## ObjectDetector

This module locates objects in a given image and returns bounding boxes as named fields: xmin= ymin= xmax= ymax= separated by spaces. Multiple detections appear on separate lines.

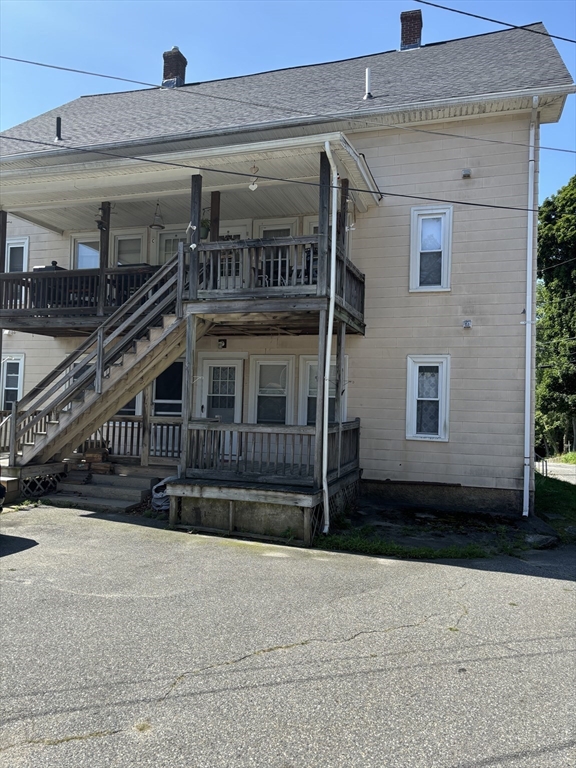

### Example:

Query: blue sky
xmin=1 ymin=0 xmax=574 ymax=200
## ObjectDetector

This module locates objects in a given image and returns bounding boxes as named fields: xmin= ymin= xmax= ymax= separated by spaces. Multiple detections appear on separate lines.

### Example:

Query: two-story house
xmin=1 ymin=11 xmax=574 ymax=543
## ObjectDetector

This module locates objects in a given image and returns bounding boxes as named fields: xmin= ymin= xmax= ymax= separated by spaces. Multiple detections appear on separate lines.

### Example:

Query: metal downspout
xmin=322 ymin=141 xmax=339 ymax=533
xmin=523 ymin=96 xmax=539 ymax=516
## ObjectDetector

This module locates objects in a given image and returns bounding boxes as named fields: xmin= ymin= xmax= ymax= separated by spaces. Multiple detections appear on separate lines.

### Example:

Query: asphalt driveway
xmin=1 ymin=505 xmax=575 ymax=768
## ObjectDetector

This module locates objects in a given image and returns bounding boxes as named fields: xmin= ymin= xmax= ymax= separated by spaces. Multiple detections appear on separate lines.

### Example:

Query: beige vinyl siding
xmin=347 ymin=114 xmax=532 ymax=491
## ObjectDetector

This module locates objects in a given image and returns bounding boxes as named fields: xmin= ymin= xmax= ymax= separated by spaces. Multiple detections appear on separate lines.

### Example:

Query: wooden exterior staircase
xmin=6 ymin=248 xmax=203 ymax=467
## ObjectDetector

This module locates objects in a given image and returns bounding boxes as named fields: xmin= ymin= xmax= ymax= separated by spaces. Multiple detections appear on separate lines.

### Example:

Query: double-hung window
xmin=410 ymin=206 xmax=452 ymax=291
xmin=115 ymin=235 xmax=143 ymax=266
xmin=1 ymin=355 xmax=24 ymax=411
xmin=249 ymin=357 xmax=294 ymax=425
xmin=74 ymin=238 xmax=100 ymax=269
xmin=406 ymin=355 xmax=450 ymax=441
xmin=5 ymin=238 xmax=29 ymax=272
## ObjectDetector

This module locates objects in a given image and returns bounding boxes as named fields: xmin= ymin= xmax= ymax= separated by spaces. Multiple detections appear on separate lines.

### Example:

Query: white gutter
xmin=322 ymin=141 xmax=339 ymax=533
xmin=523 ymin=95 xmax=539 ymax=517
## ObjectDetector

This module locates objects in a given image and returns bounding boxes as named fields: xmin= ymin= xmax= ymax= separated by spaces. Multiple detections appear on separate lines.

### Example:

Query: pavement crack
xmin=159 ymin=615 xmax=435 ymax=701
xmin=0 ymin=729 xmax=122 ymax=753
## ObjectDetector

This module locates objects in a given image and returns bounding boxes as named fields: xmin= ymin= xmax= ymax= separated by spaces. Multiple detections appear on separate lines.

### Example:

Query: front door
xmin=201 ymin=360 xmax=243 ymax=456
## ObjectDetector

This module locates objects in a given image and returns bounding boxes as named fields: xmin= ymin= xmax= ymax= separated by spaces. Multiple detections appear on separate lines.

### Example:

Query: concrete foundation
xmin=180 ymin=496 xmax=306 ymax=541
xmin=361 ymin=479 xmax=526 ymax=517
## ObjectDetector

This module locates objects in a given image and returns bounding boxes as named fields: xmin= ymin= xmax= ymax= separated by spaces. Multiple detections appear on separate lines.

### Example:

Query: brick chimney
xmin=162 ymin=46 xmax=187 ymax=88
xmin=400 ymin=10 xmax=423 ymax=50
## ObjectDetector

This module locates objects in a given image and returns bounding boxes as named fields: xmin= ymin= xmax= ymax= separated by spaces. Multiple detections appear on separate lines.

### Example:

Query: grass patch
xmin=535 ymin=473 xmax=576 ymax=541
xmin=316 ymin=532 xmax=488 ymax=560
xmin=553 ymin=452 xmax=576 ymax=465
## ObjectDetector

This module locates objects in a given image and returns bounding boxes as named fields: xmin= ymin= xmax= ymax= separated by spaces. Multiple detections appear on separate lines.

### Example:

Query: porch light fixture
xmin=149 ymin=200 xmax=165 ymax=230
xmin=248 ymin=165 xmax=259 ymax=192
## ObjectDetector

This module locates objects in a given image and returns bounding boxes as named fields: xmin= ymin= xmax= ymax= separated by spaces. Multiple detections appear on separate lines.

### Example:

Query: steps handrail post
xmin=95 ymin=327 xmax=104 ymax=395
xmin=176 ymin=242 xmax=184 ymax=319
xmin=9 ymin=400 xmax=17 ymax=466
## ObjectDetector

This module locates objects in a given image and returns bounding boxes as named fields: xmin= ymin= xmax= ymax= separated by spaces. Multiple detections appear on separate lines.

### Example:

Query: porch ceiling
xmin=2 ymin=133 xmax=380 ymax=233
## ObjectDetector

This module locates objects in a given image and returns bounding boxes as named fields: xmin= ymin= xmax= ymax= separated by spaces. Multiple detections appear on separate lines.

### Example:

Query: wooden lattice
xmin=21 ymin=472 xmax=65 ymax=498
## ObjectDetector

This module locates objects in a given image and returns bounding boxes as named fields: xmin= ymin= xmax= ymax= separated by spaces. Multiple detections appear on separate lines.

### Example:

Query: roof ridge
xmin=78 ymin=21 xmax=548 ymax=102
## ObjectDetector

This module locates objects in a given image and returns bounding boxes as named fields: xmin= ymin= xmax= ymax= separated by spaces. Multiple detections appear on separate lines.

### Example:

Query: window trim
xmin=5 ymin=238 xmax=29 ymax=273
xmin=297 ymin=355 xmax=348 ymax=426
xmin=113 ymin=230 xmax=147 ymax=266
xmin=254 ymin=218 xmax=298 ymax=239
xmin=409 ymin=206 xmax=452 ymax=292
xmin=248 ymin=356 xmax=295 ymax=425
xmin=406 ymin=354 xmax=450 ymax=441
xmin=71 ymin=232 xmax=100 ymax=270
xmin=1 ymin=353 xmax=25 ymax=410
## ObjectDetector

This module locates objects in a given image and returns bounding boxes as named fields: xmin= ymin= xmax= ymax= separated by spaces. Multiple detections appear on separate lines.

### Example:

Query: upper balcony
xmin=0 ymin=133 xmax=380 ymax=335
xmin=0 ymin=236 xmax=365 ymax=336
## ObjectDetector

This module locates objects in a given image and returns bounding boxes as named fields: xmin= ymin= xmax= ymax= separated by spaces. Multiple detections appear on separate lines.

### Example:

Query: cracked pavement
xmin=1 ymin=505 xmax=575 ymax=767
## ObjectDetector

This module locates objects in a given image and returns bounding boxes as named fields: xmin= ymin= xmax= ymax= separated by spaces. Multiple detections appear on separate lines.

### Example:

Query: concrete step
xmin=56 ymin=481 xmax=147 ymax=502
xmin=112 ymin=464 xmax=177 ymax=480
xmin=41 ymin=493 xmax=139 ymax=513
xmin=90 ymin=473 xmax=154 ymax=490
xmin=1 ymin=477 xmax=20 ymax=504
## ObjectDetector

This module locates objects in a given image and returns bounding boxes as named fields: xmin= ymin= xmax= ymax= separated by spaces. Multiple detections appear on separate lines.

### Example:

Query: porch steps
xmin=46 ymin=468 xmax=156 ymax=512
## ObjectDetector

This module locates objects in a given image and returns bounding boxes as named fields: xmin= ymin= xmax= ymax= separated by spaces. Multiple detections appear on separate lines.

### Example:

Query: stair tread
xmin=41 ymin=493 xmax=140 ymax=512
xmin=56 ymin=481 xmax=146 ymax=501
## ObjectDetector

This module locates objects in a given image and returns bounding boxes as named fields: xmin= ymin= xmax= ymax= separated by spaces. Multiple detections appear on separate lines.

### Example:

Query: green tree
xmin=536 ymin=175 xmax=576 ymax=455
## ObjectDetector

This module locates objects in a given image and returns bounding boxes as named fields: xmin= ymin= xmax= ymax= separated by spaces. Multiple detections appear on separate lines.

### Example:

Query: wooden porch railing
xmin=85 ymin=415 xmax=182 ymax=461
xmin=191 ymin=236 xmax=320 ymax=299
xmin=8 ymin=249 xmax=184 ymax=465
xmin=0 ymin=410 xmax=10 ymax=452
xmin=188 ymin=236 xmax=365 ymax=319
xmin=0 ymin=265 xmax=157 ymax=316
xmin=185 ymin=419 xmax=360 ymax=486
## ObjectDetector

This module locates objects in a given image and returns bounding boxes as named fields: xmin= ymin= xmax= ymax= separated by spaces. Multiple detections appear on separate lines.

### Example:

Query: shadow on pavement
xmin=0 ymin=533 xmax=39 ymax=557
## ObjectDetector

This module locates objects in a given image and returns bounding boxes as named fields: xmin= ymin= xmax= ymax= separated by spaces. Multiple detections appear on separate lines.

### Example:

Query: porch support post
xmin=140 ymin=383 xmax=152 ymax=467
xmin=189 ymin=175 xmax=202 ymax=301
xmin=0 ymin=209 xmax=7 ymax=273
xmin=210 ymin=191 xmax=220 ymax=242
xmin=314 ymin=309 xmax=328 ymax=491
xmin=97 ymin=202 xmax=110 ymax=316
xmin=179 ymin=313 xmax=197 ymax=476
xmin=0 ymin=210 xmax=6 ymax=378
xmin=317 ymin=152 xmax=330 ymax=296
xmin=335 ymin=321 xmax=346 ymax=477
xmin=339 ymin=179 xmax=349 ymax=303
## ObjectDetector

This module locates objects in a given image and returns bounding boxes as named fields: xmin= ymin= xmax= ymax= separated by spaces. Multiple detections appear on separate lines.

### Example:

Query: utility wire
xmin=414 ymin=1 xmax=576 ymax=44
xmin=536 ymin=336 xmax=576 ymax=345
xmin=539 ymin=257 xmax=576 ymax=272
xmin=538 ymin=294 xmax=576 ymax=303
xmin=1 ymin=54 xmax=574 ymax=156
xmin=0 ymin=134 xmax=543 ymax=213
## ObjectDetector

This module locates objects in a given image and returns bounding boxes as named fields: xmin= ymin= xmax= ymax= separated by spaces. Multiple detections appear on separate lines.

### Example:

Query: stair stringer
xmin=19 ymin=317 xmax=188 ymax=466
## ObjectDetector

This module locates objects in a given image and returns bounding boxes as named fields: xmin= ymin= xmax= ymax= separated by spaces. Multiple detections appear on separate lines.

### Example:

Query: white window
xmin=5 ymin=238 xmax=29 ymax=272
xmin=1 ymin=354 xmax=24 ymax=411
xmin=255 ymin=218 xmax=297 ymax=239
xmin=114 ymin=234 xmax=144 ymax=266
xmin=298 ymin=355 xmax=348 ymax=426
xmin=73 ymin=236 xmax=100 ymax=269
xmin=409 ymin=206 xmax=452 ymax=291
xmin=249 ymin=357 xmax=294 ymax=425
xmin=153 ymin=361 xmax=183 ymax=416
xmin=406 ymin=355 xmax=450 ymax=441
xmin=157 ymin=231 xmax=187 ymax=265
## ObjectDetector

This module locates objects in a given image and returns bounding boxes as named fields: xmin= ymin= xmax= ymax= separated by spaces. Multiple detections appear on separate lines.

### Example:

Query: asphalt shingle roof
xmin=1 ymin=23 xmax=573 ymax=157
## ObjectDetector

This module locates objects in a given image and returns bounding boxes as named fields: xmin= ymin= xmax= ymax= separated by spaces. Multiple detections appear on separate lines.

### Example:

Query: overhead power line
xmin=1 ymin=54 xmax=574 ymax=156
xmin=414 ymin=1 xmax=576 ymax=44
xmin=0 ymin=134 xmax=542 ymax=214
xmin=540 ymin=257 xmax=576 ymax=272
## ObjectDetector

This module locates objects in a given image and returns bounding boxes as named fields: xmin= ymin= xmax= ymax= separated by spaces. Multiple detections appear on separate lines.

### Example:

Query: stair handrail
xmin=13 ymin=248 xmax=185 ymax=445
